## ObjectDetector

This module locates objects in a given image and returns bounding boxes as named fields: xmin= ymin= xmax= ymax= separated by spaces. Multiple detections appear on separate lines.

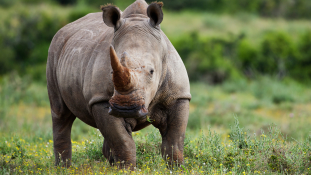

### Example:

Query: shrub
xmin=259 ymin=31 xmax=296 ymax=77
xmin=268 ymin=148 xmax=292 ymax=173
xmin=0 ymin=4 xmax=67 ymax=82
xmin=174 ymin=32 xmax=242 ymax=84
xmin=0 ymin=0 xmax=17 ymax=7
xmin=173 ymin=30 xmax=311 ymax=84
xmin=237 ymin=39 xmax=259 ymax=78
xmin=290 ymin=31 xmax=311 ymax=81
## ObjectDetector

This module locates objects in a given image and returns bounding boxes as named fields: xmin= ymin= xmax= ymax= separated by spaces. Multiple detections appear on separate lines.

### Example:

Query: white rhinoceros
xmin=46 ymin=0 xmax=191 ymax=169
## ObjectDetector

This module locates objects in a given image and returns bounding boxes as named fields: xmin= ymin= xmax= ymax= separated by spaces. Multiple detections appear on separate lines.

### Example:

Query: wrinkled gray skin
xmin=46 ymin=0 xmax=191 ymax=169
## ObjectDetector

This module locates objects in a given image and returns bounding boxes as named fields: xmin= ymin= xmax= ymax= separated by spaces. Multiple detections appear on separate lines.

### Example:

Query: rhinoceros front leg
xmin=52 ymin=111 xmax=76 ymax=167
xmin=153 ymin=99 xmax=189 ymax=167
xmin=102 ymin=139 xmax=114 ymax=164
xmin=92 ymin=103 xmax=136 ymax=169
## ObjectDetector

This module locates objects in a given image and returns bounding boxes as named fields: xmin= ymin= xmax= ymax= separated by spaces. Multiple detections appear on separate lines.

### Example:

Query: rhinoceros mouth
xmin=108 ymin=104 xmax=148 ymax=119
xmin=112 ymin=104 xmax=140 ymax=111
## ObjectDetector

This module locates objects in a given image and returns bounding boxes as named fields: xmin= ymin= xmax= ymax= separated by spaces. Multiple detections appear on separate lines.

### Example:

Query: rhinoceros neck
xmin=122 ymin=0 xmax=148 ymax=18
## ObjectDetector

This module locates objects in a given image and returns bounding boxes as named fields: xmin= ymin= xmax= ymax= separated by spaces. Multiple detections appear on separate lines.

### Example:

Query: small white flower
xmin=139 ymin=169 xmax=141 ymax=171
xmin=170 ymin=171 xmax=172 ymax=174
xmin=203 ymin=163 xmax=206 ymax=165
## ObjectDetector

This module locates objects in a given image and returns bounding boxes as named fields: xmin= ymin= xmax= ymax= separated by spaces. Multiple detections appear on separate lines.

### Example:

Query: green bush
xmin=260 ymin=31 xmax=296 ymax=77
xmin=0 ymin=37 xmax=15 ymax=74
xmin=237 ymin=39 xmax=259 ymax=78
xmin=174 ymin=32 xmax=242 ymax=83
xmin=173 ymin=30 xmax=311 ymax=84
xmin=290 ymin=31 xmax=311 ymax=81
xmin=0 ymin=0 xmax=17 ymax=7
xmin=0 ymin=4 xmax=67 ymax=82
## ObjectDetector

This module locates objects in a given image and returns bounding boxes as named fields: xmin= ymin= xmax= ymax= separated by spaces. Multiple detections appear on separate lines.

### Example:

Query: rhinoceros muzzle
xmin=108 ymin=104 xmax=148 ymax=119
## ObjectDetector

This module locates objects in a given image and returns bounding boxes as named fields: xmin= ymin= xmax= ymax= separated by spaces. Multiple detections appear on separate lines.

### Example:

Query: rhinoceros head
xmin=101 ymin=1 xmax=166 ymax=119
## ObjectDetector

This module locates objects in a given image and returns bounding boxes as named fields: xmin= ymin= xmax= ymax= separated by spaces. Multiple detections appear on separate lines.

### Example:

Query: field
xmin=162 ymin=11 xmax=311 ymax=43
xmin=1 ymin=1 xmax=311 ymax=174
xmin=1 ymin=73 xmax=311 ymax=174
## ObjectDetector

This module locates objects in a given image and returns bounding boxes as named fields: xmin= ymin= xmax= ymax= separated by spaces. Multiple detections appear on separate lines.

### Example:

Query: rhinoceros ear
xmin=101 ymin=5 xmax=122 ymax=30
xmin=147 ymin=2 xmax=163 ymax=27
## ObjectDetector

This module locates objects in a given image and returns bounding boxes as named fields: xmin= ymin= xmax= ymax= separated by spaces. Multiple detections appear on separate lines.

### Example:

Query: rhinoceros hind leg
xmin=52 ymin=111 xmax=76 ymax=167
xmin=92 ymin=102 xmax=136 ymax=170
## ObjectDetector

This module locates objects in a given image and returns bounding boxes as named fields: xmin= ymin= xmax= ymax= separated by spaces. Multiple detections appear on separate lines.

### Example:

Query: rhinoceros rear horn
xmin=101 ymin=5 xmax=122 ymax=30
xmin=110 ymin=45 xmax=132 ymax=92
xmin=147 ymin=2 xmax=164 ymax=27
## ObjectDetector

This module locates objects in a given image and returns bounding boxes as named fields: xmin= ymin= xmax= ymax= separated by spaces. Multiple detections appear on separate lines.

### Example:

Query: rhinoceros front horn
xmin=110 ymin=45 xmax=132 ymax=92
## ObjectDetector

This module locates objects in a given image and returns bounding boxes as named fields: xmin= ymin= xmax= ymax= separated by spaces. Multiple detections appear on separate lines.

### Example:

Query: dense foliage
xmin=0 ymin=4 xmax=70 ymax=81
xmin=175 ymin=31 xmax=311 ymax=83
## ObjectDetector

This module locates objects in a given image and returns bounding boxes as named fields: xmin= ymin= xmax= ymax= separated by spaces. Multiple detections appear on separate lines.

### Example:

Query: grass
xmin=1 ymin=73 xmax=311 ymax=174
xmin=189 ymin=77 xmax=311 ymax=140
xmin=161 ymin=11 xmax=311 ymax=44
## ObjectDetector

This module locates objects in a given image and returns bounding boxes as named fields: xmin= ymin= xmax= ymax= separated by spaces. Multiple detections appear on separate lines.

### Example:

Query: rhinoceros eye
xmin=150 ymin=69 xmax=154 ymax=75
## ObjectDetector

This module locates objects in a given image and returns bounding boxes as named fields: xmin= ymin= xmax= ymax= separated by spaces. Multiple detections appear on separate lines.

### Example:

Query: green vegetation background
xmin=1 ymin=0 xmax=311 ymax=174
xmin=1 ymin=0 xmax=311 ymax=83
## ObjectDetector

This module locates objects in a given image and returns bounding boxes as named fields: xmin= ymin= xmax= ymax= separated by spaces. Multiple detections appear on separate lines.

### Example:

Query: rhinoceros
xmin=46 ymin=0 xmax=191 ymax=169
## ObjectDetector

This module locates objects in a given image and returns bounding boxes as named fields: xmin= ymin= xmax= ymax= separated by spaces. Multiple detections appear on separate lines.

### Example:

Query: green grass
xmin=189 ymin=77 xmax=311 ymax=140
xmin=1 ymin=73 xmax=311 ymax=174
xmin=162 ymin=11 xmax=311 ymax=44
